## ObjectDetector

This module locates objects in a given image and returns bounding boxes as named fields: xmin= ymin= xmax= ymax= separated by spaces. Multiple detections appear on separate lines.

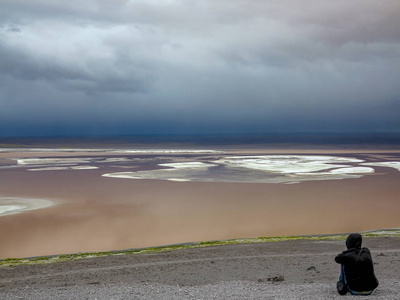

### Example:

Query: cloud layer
xmin=1 ymin=0 xmax=400 ymax=136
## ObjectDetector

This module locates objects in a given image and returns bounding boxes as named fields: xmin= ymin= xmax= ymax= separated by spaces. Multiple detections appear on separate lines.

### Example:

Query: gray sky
xmin=1 ymin=0 xmax=400 ymax=137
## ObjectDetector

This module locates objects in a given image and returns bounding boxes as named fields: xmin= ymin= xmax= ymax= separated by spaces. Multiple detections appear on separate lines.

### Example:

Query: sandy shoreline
xmin=1 ymin=236 xmax=399 ymax=299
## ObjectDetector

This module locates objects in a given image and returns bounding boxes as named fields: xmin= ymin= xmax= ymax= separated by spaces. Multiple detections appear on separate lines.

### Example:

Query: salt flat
xmin=103 ymin=154 xmax=397 ymax=183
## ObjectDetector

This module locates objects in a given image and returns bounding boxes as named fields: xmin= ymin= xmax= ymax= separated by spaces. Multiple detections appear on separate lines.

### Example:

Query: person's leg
xmin=349 ymin=290 xmax=374 ymax=296
xmin=337 ymin=265 xmax=348 ymax=295
xmin=339 ymin=265 xmax=344 ymax=282
xmin=339 ymin=265 xmax=375 ymax=295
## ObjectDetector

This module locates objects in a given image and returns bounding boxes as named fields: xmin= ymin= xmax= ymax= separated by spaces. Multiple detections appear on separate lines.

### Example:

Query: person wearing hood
xmin=335 ymin=233 xmax=379 ymax=295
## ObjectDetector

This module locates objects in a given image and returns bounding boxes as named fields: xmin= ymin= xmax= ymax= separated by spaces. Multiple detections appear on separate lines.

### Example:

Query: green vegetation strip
xmin=1 ymin=229 xmax=399 ymax=268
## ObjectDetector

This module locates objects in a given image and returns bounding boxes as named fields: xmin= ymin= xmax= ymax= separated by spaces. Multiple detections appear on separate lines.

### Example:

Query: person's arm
xmin=335 ymin=251 xmax=346 ymax=264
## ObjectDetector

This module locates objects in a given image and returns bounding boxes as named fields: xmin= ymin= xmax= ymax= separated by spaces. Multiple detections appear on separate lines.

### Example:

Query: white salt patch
xmin=72 ymin=166 xmax=98 ymax=170
xmin=102 ymin=172 xmax=142 ymax=179
xmin=0 ymin=205 xmax=26 ymax=215
xmin=28 ymin=166 xmax=98 ymax=171
xmin=159 ymin=162 xmax=217 ymax=169
xmin=361 ymin=162 xmax=400 ymax=172
xmin=167 ymin=178 xmax=191 ymax=182
xmin=102 ymin=155 xmax=375 ymax=184
xmin=213 ymin=155 xmax=362 ymax=174
xmin=329 ymin=167 xmax=375 ymax=174
xmin=18 ymin=158 xmax=92 ymax=165
xmin=7 ymin=150 xmax=221 ymax=172
xmin=1 ymin=148 xmax=222 ymax=154
xmin=28 ymin=167 xmax=76 ymax=171
xmin=0 ymin=148 xmax=108 ymax=153
xmin=103 ymin=158 xmax=131 ymax=163
xmin=103 ymin=162 xmax=216 ymax=182
xmin=118 ymin=149 xmax=222 ymax=154
xmin=0 ymin=198 xmax=54 ymax=217
xmin=221 ymin=155 xmax=363 ymax=163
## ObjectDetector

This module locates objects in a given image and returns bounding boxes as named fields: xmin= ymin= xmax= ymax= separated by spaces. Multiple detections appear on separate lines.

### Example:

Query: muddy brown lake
xmin=1 ymin=148 xmax=400 ymax=259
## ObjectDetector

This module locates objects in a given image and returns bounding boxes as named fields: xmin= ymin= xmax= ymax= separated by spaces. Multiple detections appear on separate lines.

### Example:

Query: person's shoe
xmin=337 ymin=281 xmax=348 ymax=295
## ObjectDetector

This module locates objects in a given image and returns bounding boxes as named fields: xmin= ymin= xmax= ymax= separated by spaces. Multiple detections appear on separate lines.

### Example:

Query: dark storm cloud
xmin=0 ymin=0 xmax=399 ymax=136
xmin=0 ymin=25 xmax=153 ymax=94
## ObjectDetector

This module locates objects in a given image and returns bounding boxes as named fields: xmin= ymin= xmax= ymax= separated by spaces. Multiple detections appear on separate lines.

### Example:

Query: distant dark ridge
xmin=1 ymin=132 xmax=400 ymax=149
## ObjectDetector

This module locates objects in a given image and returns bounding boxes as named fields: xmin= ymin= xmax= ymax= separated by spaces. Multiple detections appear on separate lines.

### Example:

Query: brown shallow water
xmin=0 ymin=149 xmax=400 ymax=259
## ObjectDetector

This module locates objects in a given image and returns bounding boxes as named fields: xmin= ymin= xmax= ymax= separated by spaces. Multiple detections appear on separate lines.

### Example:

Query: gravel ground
xmin=3 ymin=280 xmax=400 ymax=300
xmin=1 ymin=237 xmax=399 ymax=299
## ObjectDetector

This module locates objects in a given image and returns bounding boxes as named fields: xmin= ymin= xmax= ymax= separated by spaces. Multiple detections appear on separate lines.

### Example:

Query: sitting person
xmin=335 ymin=233 xmax=379 ymax=295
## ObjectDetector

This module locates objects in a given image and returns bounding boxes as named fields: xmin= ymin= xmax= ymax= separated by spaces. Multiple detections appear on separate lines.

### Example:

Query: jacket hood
xmin=346 ymin=233 xmax=362 ymax=249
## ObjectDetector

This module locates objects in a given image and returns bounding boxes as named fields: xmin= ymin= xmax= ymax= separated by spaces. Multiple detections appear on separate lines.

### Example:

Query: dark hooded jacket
xmin=335 ymin=233 xmax=379 ymax=292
